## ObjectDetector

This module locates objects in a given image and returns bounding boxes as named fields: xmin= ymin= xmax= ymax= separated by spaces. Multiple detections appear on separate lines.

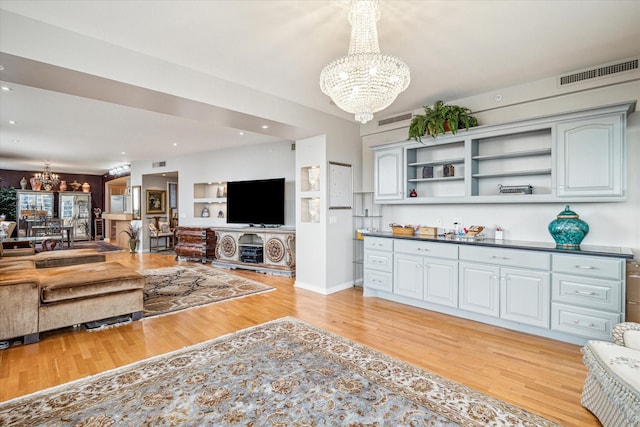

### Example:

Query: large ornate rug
xmin=0 ymin=318 xmax=559 ymax=426
xmin=140 ymin=265 xmax=274 ymax=318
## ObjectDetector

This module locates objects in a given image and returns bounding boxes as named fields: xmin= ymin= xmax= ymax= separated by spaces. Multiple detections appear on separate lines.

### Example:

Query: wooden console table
xmin=212 ymin=226 xmax=295 ymax=277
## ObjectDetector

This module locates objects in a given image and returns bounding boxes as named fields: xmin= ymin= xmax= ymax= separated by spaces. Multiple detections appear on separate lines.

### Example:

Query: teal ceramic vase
xmin=548 ymin=205 xmax=589 ymax=248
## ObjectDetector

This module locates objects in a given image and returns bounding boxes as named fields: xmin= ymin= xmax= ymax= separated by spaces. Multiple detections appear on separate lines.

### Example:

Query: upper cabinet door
xmin=556 ymin=113 xmax=625 ymax=198
xmin=374 ymin=147 xmax=403 ymax=201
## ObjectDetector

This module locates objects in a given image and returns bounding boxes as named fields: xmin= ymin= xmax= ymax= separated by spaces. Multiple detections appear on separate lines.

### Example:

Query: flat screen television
xmin=226 ymin=178 xmax=285 ymax=226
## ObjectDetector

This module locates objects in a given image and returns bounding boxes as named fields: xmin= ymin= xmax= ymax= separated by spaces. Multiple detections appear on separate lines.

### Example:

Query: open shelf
xmin=472 ymin=148 xmax=551 ymax=161
xmin=408 ymin=157 xmax=465 ymax=167
xmin=472 ymin=168 xmax=552 ymax=179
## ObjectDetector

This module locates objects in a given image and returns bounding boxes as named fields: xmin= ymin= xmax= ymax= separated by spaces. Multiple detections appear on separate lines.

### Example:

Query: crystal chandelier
xmin=109 ymin=164 xmax=130 ymax=176
xmin=34 ymin=163 xmax=60 ymax=191
xmin=320 ymin=0 xmax=410 ymax=124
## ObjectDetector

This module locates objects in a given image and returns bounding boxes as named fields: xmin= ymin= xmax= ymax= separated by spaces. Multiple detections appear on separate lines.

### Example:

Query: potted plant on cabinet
xmin=120 ymin=223 xmax=141 ymax=253
xmin=408 ymin=100 xmax=479 ymax=142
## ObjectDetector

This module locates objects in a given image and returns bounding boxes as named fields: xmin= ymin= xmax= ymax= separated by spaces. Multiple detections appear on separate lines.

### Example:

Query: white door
xmin=459 ymin=262 xmax=500 ymax=317
xmin=556 ymin=113 xmax=624 ymax=197
xmin=394 ymin=254 xmax=423 ymax=299
xmin=500 ymin=268 xmax=550 ymax=328
xmin=423 ymin=258 xmax=458 ymax=308
xmin=374 ymin=148 xmax=403 ymax=201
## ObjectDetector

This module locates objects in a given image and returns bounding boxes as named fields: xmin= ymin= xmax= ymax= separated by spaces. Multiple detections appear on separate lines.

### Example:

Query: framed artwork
xmin=131 ymin=186 xmax=142 ymax=220
xmin=146 ymin=190 xmax=166 ymax=214
xmin=328 ymin=161 xmax=352 ymax=209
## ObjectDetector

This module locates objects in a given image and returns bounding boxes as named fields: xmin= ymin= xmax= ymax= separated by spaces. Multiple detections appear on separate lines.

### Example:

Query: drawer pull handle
xmin=491 ymin=256 xmax=510 ymax=260
xmin=628 ymin=301 xmax=638 ymax=305
xmin=417 ymin=248 xmax=430 ymax=251
xmin=573 ymin=320 xmax=595 ymax=328
xmin=574 ymin=290 xmax=596 ymax=296
xmin=575 ymin=265 xmax=596 ymax=270
xmin=629 ymin=274 xmax=640 ymax=279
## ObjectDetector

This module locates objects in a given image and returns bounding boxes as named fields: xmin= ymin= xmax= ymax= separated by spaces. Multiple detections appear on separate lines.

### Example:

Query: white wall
xmin=362 ymin=80 xmax=640 ymax=256
xmin=295 ymin=135 xmax=327 ymax=293
xmin=133 ymin=139 xmax=296 ymax=228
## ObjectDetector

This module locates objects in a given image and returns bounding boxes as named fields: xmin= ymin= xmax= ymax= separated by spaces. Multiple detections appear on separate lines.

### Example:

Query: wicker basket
xmin=391 ymin=226 xmax=415 ymax=236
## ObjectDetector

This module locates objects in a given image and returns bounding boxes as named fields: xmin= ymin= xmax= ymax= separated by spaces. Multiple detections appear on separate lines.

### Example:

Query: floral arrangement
xmin=93 ymin=207 xmax=102 ymax=217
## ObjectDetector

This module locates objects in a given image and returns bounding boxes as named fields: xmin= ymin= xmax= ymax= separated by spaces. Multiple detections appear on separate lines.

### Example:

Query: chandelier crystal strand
xmin=320 ymin=0 xmax=410 ymax=124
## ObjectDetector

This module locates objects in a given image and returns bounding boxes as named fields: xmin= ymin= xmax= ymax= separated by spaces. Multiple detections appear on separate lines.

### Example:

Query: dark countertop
xmin=364 ymin=231 xmax=635 ymax=259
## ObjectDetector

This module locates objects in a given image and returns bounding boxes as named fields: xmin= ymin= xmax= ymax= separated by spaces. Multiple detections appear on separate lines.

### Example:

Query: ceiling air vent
xmin=152 ymin=161 xmax=166 ymax=168
xmin=378 ymin=112 xmax=412 ymax=126
xmin=559 ymin=58 xmax=638 ymax=86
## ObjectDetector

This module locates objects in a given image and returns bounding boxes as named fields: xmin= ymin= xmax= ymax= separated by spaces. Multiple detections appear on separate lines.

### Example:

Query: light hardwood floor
xmin=0 ymin=251 xmax=599 ymax=426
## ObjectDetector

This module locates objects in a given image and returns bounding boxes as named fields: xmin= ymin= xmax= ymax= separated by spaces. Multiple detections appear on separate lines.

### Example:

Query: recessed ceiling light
xmin=0 ymin=65 xmax=5 ymax=71
xmin=239 ymin=131 xmax=244 ymax=136
xmin=121 ymin=151 xmax=126 ymax=155
xmin=1 ymin=86 xmax=11 ymax=91
xmin=8 ymin=120 xmax=16 ymax=125
xmin=261 ymin=125 xmax=269 ymax=129
xmin=12 ymin=139 xmax=20 ymax=143
xmin=173 ymin=142 xmax=178 ymax=146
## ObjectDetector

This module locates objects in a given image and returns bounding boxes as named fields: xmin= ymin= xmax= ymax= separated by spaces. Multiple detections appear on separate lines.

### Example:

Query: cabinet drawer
xmin=551 ymin=303 xmax=620 ymax=340
xmin=364 ymin=270 xmax=393 ymax=292
xmin=364 ymin=237 xmax=393 ymax=252
xmin=552 ymin=274 xmax=621 ymax=312
xmin=552 ymin=254 xmax=623 ymax=280
xmin=394 ymin=239 xmax=458 ymax=259
xmin=364 ymin=250 xmax=393 ymax=272
xmin=459 ymin=246 xmax=549 ymax=270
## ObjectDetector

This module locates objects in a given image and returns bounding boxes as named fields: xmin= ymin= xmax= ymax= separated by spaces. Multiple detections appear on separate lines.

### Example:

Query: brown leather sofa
xmin=0 ymin=262 xmax=145 ymax=344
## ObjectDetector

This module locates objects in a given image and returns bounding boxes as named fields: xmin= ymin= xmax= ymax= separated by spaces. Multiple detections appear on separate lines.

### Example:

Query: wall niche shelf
xmin=193 ymin=182 xmax=227 ymax=218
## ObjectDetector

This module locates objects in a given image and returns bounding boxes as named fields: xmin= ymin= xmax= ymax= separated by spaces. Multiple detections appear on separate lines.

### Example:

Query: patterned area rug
xmin=141 ymin=265 xmax=274 ymax=318
xmin=0 ymin=318 xmax=560 ymax=426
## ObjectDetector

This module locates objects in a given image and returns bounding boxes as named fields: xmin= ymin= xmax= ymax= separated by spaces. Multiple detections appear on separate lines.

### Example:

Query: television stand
xmin=211 ymin=227 xmax=295 ymax=277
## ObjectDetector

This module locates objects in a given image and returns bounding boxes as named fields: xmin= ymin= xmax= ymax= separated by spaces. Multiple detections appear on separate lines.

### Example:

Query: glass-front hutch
xmin=16 ymin=190 xmax=55 ymax=236
xmin=59 ymin=192 xmax=92 ymax=241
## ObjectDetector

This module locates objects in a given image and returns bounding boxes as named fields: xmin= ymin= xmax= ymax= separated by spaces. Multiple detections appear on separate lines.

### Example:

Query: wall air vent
xmin=378 ymin=112 xmax=412 ymax=126
xmin=152 ymin=161 xmax=166 ymax=168
xmin=559 ymin=58 xmax=638 ymax=86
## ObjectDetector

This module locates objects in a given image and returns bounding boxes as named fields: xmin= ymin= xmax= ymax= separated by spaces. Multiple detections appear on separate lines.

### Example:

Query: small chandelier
xmin=34 ymin=163 xmax=60 ymax=191
xmin=320 ymin=0 xmax=410 ymax=124
xmin=109 ymin=164 xmax=130 ymax=176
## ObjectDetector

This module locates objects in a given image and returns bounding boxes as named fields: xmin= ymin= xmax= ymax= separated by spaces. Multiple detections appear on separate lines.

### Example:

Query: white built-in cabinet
xmin=458 ymin=245 xmax=551 ymax=327
xmin=373 ymin=102 xmax=633 ymax=204
xmin=459 ymin=262 xmax=501 ymax=317
xmin=363 ymin=235 xmax=628 ymax=345
xmin=373 ymin=148 xmax=403 ymax=200
xmin=393 ymin=239 xmax=459 ymax=307
xmin=556 ymin=113 xmax=625 ymax=197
